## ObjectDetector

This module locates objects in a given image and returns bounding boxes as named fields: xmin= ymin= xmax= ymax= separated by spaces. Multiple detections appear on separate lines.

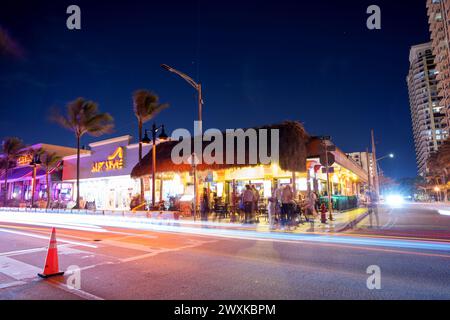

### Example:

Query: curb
xmin=334 ymin=209 xmax=370 ymax=232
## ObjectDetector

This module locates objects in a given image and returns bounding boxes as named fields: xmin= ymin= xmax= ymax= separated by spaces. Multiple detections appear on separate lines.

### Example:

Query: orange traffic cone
xmin=38 ymin=227 xmax=65 ymax=278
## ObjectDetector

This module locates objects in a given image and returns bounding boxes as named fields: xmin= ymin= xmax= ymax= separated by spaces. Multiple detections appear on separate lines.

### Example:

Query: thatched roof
xmin=131 ymin=121 xmax=310 ymax=178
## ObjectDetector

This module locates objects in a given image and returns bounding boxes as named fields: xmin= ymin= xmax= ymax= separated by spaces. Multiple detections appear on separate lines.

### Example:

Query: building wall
xmin=62 ymin=136 xmax=151 ymax=181
xmin=62 ymin=135 xmax=151 ymax=210
xmin=347 ymin=152 xmax=373 ymax=182
xmin=0 ymin=143 xmax=78 ymax=204
xmin=427 ymin=0 xmax=450 ymax=128
xmin=407 ymin=42 xmax=448 ymax=176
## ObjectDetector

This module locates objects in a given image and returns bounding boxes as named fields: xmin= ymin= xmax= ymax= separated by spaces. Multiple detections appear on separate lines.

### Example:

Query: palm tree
xmin=28 ymin=147 xmax=44 ymax=207
xmin=52 ymin=98 xmax=114 ymax=209
xmin=1 ymin=137 xmax=24 ymax=204
xmin=40 ymin=152 xmax=62 ymax=209
xmin=0 ymin=157 xmax=15 ymax=204
xmin=133 ymin=90 xmax=168 ymax=202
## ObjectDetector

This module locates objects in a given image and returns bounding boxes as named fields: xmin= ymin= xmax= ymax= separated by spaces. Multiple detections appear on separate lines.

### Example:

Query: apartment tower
xmin=427 ymin=0 xmax=450 ymax=127
xmin=407 ymin=43 xmax=448 ymax=175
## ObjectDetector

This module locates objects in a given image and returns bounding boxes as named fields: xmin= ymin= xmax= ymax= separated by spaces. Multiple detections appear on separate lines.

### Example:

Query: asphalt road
xmin=346 ymin=203 xmax=450 ymax=241
xmin=0 ymin=205 xmax=449 ymax=300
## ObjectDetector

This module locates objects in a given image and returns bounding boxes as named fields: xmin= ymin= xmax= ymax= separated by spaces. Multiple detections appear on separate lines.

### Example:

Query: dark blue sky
xmin=0 ymin=0 xmax=429 ymax=178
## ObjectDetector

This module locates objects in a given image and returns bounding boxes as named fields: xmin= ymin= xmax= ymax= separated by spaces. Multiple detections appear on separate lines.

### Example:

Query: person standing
xmin=281 ymin=185 xmax=294 ymax=229
xmin=313 ymin=191 xmax=320 ymax=213
xmin=242 ymin=185 xmax=254 ymax=224
xmin=305 ymin=191 xmax=317 ymax=228
xmin=365 ymin=188 xmax=379 ymax=228
xmin=200 ymin=188 xmax=210 ymax=222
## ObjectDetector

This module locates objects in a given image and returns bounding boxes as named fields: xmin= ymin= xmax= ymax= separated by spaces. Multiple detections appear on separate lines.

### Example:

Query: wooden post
xmin=159 ymin=176 xmax=163 ymax=203
xmin=366 ymin=148 xmax=372 ymax=191
xmin=292 ymin=171 xmax=296 ymax=196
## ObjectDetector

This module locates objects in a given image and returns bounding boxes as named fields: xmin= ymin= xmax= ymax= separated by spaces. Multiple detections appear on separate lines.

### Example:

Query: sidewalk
xmin=260 ymin=207 xmax=369 ymax=234
xmin=0 ymin=206 xmax=368 ymax=234
xmin=195 ymin=207 xmax=369 ymax=234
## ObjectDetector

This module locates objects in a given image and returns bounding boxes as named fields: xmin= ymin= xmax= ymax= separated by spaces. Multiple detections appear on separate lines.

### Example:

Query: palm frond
xmin=1 ymin=137 xmax=24 ymax=160
xmin=52 ymin=97 xmax=114 ymax=138
xmin=41 ymin=152 xmax=62 ymax=169
xmin=133 ymin=90 xmax=169 ymax=123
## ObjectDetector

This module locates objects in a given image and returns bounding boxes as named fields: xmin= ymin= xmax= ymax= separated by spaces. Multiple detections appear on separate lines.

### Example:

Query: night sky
xmin=0 ymin=0 xmax=429 ymax=178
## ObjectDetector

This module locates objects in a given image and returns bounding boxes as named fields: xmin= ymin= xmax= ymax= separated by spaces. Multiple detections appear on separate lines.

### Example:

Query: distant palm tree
xmin=133 ymin=90 xmax=168 ymax=202
xmin=427 ymin=152 xmax=441 ymax=184
xmin=1 ymin=137 xmax=24 ymax=204
xmin=52 ymin=98 xmax=114 ymax=209
xmin=40 ymin=152 xmax=62 ymax=209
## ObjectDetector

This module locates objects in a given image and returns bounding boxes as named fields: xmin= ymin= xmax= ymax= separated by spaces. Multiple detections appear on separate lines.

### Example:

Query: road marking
xmin=0 ymin=254 xmax=104 ymax=300
xmin=0 ymin=218 xmax=107 ymax=233
xmin=100 ymin=239 xmax=156 ymax=252
xmin=120 ymin=239 xmax=216 ymax=262
xmin=0 ymin=245 xmax=68 ymax=257
xmin=0 ymin=281 xmax=26 ymax=290
xmin=46 ymin=278 xmax=104 ymax=300
xmin=0 ymin=256 xmax=41 ymax=280
xmin=0 ymin=228 xmax=98 ymax=248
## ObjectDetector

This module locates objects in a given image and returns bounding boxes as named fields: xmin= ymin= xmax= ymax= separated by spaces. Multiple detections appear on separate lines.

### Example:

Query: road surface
xmin=346 ymin=203 xmax=450 ymax=241
xmin=0 ymin=204 xmax=449 ymax=300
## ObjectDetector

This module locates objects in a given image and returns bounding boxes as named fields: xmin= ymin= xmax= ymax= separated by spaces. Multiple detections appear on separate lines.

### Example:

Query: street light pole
xmin=376 ymin=153 xmax=394 ymax=162
xmin=161 ymin=64 xmax=203 ymax=133
xmin=142 ymin=124 xmax=168 ymax=209
xmin=324 ymin=143 xmax=333 ymax=221
xmin=320 ymin=137 xmax=334 ymax=221
xmin=188 ymin=153 xmax=200 ymax=221
xmin=371 ymin=129 xmax=380 ymax=200
xmin=198 ymin=83 xmax=203 ymax=133
xmin=151 ymin=124 xmax=157 ymax=209
xmin=373 ymin=151 xmax=395 ymax=198
xmin=192 ymin=153 xmax=197 ymax=221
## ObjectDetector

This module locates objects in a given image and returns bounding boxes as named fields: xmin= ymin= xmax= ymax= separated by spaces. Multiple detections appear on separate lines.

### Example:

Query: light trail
xmin=0 ymin=227 xmax=98 ymax=248
xmin=0 ymin=211 xmax=450 ymax=253
xmin=438 ymin=210 xmax=450 ymax=216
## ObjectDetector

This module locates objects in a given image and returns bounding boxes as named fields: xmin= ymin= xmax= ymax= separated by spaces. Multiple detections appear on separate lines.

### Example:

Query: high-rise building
xmin=427 ymin=0 xmax=450 ymax=126
xmin=407 ymin=42 xmax=448 ymax=176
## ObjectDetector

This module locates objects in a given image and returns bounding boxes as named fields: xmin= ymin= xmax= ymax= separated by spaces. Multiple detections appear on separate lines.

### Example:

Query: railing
xmin=0 ymin=206 xmax=179 ymax=220
xmin=319 ymin=196 xmax=359 ymax=212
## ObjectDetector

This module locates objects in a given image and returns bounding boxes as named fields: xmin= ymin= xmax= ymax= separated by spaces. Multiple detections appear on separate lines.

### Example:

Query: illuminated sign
xmin=91 ymin=147 xmax=124 ymax=173
xmin=17 ymin=154 xmax=33 ymax=166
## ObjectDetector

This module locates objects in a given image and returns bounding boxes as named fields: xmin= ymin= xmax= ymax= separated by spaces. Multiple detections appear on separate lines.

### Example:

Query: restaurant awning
xmin=306 ymin=137 xmax=369 ymax=182
xmin=131 ymin=121 xmax=310 ymax=178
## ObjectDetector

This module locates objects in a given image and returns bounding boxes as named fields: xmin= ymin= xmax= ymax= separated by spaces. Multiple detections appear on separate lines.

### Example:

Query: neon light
xmin=16 ymin=154 xmax=32 ymax=166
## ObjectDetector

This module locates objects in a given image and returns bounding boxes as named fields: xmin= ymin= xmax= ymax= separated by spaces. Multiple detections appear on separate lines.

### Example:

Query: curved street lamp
xmin=161 ymin=64 xmax=203 ymax=132
xmin=377 ymin=153 xmax=394 ymax=162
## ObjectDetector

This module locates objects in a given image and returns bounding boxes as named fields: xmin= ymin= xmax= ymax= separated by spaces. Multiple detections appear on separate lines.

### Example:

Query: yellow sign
xmin=17 ymin=154 xmax=33 ymax=166
xmin=91 ymin=147 xmax=124 ymax=173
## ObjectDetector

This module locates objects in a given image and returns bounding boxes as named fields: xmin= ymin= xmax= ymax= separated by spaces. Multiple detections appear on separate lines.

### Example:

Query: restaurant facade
xmin=131 ymin=121 xmax=369 ymax=215
xmin=62 ymin=135 xmax=151 ymax=210
xmin=0 ymin=143 xmax=78 ymax=207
